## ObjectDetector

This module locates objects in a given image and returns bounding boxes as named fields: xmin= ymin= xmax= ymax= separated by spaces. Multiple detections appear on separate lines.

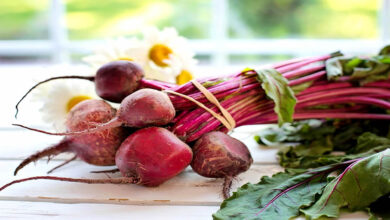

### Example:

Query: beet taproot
xmin=14 ymin=99 xmax=128 ymax=175
xmin=14 ymin=88 xmax=176 ymax=136
xmin=190 ymin=131 xmax=253 ymax=198
xmin=94 ymin=60 xmax=144 ymax=102
xmin=1 ymin=127 xmax=193 ymax=190
xmin=15 ymin=60 xmax=144 ymax=118
xmin=116 ymin=127 xmax=193 ymax=186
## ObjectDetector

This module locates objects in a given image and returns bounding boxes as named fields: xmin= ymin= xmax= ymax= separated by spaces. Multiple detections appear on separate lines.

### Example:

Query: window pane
xmin=0 ymin=0 xmax=49 ymax=40
xmin=66 ymin=0 xmax=212 ymax=40
xmin=229 ymin=54 xmax=293 ymax=66
xmin=229 ymin=0 xmax=379 ymax=39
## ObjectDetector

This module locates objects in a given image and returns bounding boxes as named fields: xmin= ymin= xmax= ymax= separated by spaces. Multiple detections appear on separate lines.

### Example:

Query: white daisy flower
xmin=83 ymin=37 xmax=144 ymax=69
xmin=38 ymin=80 xmax=98 ymax=131
xmin=82 ymin=27 xmax=198 ymax=84
xmin=138 ymin=27 xmax=198 ymax=84
xmin=165 ymin=54 xmax=197 ymax=85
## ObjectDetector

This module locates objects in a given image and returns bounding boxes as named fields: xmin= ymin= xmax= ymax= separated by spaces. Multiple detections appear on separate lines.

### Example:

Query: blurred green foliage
xmin=65 ymin=0 xmax=211 ymax=39
xmin=0 ymin=0 xmax=48 ymax=39
xmin=229 ymin=0 xmax=378 ymax=38
xmin=0 ymin=0 xmax=379 ymax=40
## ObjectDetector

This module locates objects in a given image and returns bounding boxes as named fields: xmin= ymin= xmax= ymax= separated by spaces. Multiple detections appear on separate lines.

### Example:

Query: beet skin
xmin=95 ymin=60 xmax=144 ymax=103
xmin=191 ymin=131 xmax=253 ymax=178
xmin=14 ymin=99 xmax=128 ymax=175
xmin=115 ymin=127 xmax=193 ymax=186
xmin=190 ymin=131 xmax=253 ymax=198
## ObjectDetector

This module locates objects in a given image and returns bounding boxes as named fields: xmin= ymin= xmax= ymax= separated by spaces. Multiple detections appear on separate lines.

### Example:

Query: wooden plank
xmin=0 ymin=160 xmax=283 ymax=206
xmin=0 ymin=200 xmax=220 ymax=220
xmin=0 ymin=200 xmax=369 ymax=220
xmin=0 ymin=129 xmax=69 ymax=160
xmin=0 ymin=126 xmax=280 ymax=164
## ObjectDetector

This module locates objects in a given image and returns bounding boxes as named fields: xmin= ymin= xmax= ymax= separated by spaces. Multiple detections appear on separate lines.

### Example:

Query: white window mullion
xmin=380 ymin=0 xmax=390 ymax=44
xmin=49 ymin=0 xmax=69 ymax=63
xmin=211 ymin=0 xmax=229 ymax=67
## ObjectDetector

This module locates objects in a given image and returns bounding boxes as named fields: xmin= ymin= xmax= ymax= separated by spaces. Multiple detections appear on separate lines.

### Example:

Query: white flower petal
xmin=36 ymin=80 xmax=98 ymax=132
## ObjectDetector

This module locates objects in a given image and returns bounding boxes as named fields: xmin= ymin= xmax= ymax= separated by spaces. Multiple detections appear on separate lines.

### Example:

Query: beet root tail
xmin=14 ymin=140 xmax=70 ymax=176
xmin=222 ymin=176 xmax=234 ymax=199
xmin=12 ymin=118 xmax=122 ymax=136
xmin=90 ymin=168 xmax=120 ymax=174
xmin=15 ymin=75 xmax=95 ymax=118
xmin=0 ymin=176 xmax=138 ymax=192
xmin=47 ymin=155 xmax=77 ymax=174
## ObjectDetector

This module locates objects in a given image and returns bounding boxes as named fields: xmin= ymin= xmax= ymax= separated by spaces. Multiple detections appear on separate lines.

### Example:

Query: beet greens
xmin=255 ymin=119 xmax=390 ymax=168
xmin=213 ymin=149 xmax=390 ymax=220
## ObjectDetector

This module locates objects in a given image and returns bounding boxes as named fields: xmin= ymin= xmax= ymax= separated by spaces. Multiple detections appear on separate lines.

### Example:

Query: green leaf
xmin=278 ymin=132 xmax=390 ymax=169
xmin=255 ymin=69 xmax=297 ymax=126
xmin=255 ymin=119 xmax=390 ymax=169
xmin=379 ymin=45 xmax=390 ymax=55
xmin=254 ymin=120 xmax=329 ymax=146
xmin=213 ymin=151 xmax=390 ymax=220
xmin=301 ymin=149 xmax=390 ymax=219
xmin=213 ymin=166 xmax=335 ymax=220
xmin=291 ymin=80 xmax=313 ymax=94
xmin=202 ymin=78 xmax=230 ymax=88
xmin=325 ymin=45 xmax=390 ymax=84
xmin=325 ymin=55 xmax=390 ymax=85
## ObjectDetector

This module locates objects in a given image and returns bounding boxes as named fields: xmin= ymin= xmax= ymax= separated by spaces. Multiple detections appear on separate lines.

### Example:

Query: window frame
xmin=0 ymin=0 xmax=388 ymax=64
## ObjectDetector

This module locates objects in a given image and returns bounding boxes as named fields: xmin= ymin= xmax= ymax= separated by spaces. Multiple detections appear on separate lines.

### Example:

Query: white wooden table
xmin=0 ymin=65 xmax=368 ymax=219
xmin=0 ymin=126 xmax=370 ymax=219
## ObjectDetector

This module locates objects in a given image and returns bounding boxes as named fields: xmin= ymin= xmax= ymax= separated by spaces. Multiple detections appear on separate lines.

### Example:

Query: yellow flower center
xmin=66 ymin=95 xmax=92 ymax=113
xmin=118 ymin=57 xmax=134 ymax=62
xmin=148 ymin=44 xmax=172 ymax=67
xmin=176 ymin=70 xmax=193 ymax=85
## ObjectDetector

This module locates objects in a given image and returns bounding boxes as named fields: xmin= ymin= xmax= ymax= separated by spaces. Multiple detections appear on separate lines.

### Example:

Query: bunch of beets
xmin=2 ymin=48 xmax=390 ymax=198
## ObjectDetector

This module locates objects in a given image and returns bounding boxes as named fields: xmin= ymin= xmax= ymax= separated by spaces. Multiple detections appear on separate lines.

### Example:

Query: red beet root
xmin=1 ymin=127 xmax=193 ymax=191
xmin=116 ymin=88 xmax=176 ymax=127
xmin=13 ymin=88 xmax=176 ymax=136
xmin=190 ymin=131 xmax=253 ymax=198
xmin=95 ymin=60 xmax=144 ymax=102
xmin=14 ymin=99 xmax=128 ymax=175
xmin=15 ymin=60 xmax=144 ymax=118
xmin=116 ymin=127 xmax=193 ymax=186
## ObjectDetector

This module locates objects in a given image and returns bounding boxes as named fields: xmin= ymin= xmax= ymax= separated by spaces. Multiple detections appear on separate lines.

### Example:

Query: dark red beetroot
xmin=0 ymin=127 xmax=193 ymax=190
xmin=14 ymin=99 xmax=128 ymax=175
xmin=95 ymin=60 xmax=144 ymax=102
xmin=191 ymin=131 xmax=253 ymax=198
xmin=14 ymin=88 xmax=176 ymax=135
xmin=15 ymin=60 xmax=144 ymax=118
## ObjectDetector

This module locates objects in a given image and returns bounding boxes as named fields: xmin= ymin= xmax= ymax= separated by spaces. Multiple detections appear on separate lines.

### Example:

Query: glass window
xmin=0 ymin=0 xmax=49 ymax=40
xmin=65 ymin=0 xmax=212 ymax=40
xmin=229 ymin=0 xmax=379 ymax=39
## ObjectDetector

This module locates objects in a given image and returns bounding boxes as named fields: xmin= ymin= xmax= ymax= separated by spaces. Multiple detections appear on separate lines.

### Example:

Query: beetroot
xmin=190 ymin=131 xmax=253 ymax=198
xmin=116 ymin=127 xmax=193 ymax=186
xmin=14 ymin=99 xmax=128 ymax=175
xmin=1 ymin=127 xmax=193 ymax=190
xmin=14 ymin=88 xmax=176 ymax=136
xmin=95 ymin=60 xmax=144 ymax=102
xmin=15 ymin=60 xmax=144 ymax=118
xmin=115 ymin=88 xmax=176 ymax=127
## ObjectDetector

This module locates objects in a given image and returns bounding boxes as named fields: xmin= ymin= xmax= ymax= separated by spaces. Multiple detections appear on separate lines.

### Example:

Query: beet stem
xmin=15 ymin=75 xmax=95 ymax=118
xmin=14 ymin=140 xmax=70 ymax=176
xmin=222 ymin=176 xmax=233 ymax=199
xmin=90 ymin=168 xmax=120 ymax=174
xmin=0 ymin=176 xmax=138 ymax=192
xmin=47 ymin=155 xmax=77 ymax=174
